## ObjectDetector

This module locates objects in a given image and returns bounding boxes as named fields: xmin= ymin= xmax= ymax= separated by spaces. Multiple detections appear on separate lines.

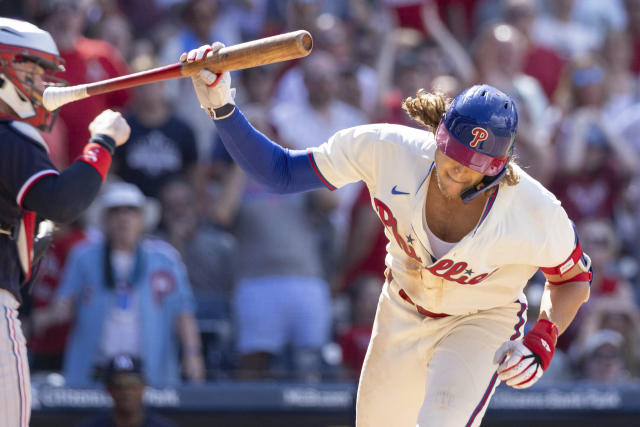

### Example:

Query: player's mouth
xmin=446 ymin=172 xmax=467 ymax=185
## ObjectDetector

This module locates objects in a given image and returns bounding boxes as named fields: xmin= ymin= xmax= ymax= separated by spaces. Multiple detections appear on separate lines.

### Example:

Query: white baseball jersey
xmin=310 ymin=123 xmax=577 ymax=315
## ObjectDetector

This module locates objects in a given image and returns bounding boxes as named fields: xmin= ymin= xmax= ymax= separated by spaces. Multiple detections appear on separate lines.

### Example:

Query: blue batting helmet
xmin=435 ymin=84 xmax=518 ymax=176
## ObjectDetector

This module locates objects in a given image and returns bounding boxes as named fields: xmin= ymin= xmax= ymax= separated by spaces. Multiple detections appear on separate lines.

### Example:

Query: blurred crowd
xmin=6 ymin=0 xmax=640 ymax=389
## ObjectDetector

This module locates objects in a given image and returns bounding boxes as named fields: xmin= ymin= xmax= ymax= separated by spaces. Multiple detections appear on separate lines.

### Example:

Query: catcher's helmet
xmin=0 ymin=17 xmax=66 ymax=131
xmin=435 ymin=84 xmax=518 ymax=176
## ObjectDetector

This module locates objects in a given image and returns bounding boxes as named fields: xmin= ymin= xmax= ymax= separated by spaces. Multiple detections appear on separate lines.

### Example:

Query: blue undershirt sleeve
xmin=213 ymin=108 xmax=330 ymax=193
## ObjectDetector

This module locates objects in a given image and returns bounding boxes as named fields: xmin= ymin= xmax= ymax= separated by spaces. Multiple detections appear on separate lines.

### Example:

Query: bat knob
xmin=43 ymin=85 xmax=90 ymax=111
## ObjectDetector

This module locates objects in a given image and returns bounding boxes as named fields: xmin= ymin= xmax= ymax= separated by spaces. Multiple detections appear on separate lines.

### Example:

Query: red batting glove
xmin=493 ymin=319 xmax=559 ymax=389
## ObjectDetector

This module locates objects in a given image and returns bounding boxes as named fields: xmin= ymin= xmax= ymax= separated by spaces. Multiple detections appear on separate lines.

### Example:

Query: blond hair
xmin=402 ymin=89 xmax=520 ymax=186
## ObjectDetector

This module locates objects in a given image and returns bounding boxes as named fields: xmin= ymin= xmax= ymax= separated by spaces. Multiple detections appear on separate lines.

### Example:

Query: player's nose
xmin=450 ymin=163 xmax=465 ymax=177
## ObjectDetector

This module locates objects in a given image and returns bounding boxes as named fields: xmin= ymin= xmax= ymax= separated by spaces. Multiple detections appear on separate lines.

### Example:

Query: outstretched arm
xmin=215 ymin=107 xmax=328 ymax=193
xmin=181 ymin=43 xmax=328 ymax=194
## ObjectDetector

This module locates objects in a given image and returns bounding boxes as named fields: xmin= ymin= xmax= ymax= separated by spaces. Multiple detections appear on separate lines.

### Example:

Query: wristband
xmin=89 ymin=134 xmax=116 ymax=155
xmin=522 ymin=319 xmax=558 ymax=370
xmin=76 ymin=143 xmax=112 ymax=181
xmin=212 ymin=103 xmax=236 ymax=120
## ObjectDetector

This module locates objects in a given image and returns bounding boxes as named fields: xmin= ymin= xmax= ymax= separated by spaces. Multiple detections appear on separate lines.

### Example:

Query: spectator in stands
xmin=112 ymin=55 xmax=199 ymax=198
xmin=38 ymin=0 xmax=132 ymax=165
xmin=420 ymin=1 xmax=474 ymax=87
xmin=271 ymin=50 xmax=367 ymax=238
xmin=110 ymin=0 xmax=166 ymax=40
xmin=624 ymin=0 xmax=640 ymax=74
xmin=551 ymin=56 xmax=639 ymax=223
xmin=156 ymin=177 xmax=237 ymax=377
xmin=209 ymin=115 xmax=336 ymax=380
xmin=376 ymin=43 xmax=431 ymax=128
xmin=580 ymin=218 xmax=634 ymax=300
xmin=503 ymin=0 xmax=566 ymax=99
xmin=316 ymin=15 xmax=379 ymax=118
xmin=601 ymin=31 xmax=637 ymax=115
xmin=531 ymin=0 xmax=600 ymax=59
xmin=472 ymin=22 xmax=554 ymax=184
xmin=573 ymin=295 xmax=640 ymax=378
xmin=557 ymin=218 xmax=634 ymax=353
xmin=94 ymin=12 xmax=134 ymax=62
xmin=158 ymin=0 xmax=241 ymax=156
xmin=572 ymin=329 xmax=632 ymax=384
xmin=331 ymin=184 xmax=386 ymax=294
xmin=236 ymin=65 xmax=278 ymax=111
xmin=33 ymin=183 xmax=205 ymax=387
xmin=78 ymin=354 xmax=177 ymax=427
xmin=337 ymin=274 xmax=381 ymax=380
xmin=571 ymin=0 xmax=628 ymax=48
xmin=28 ymin=222 xmax=87 ymax=372
xmin=156 ymin=177 xmax=236 ymax=314
xmin=271 ymin=50 xmax=367 ymax=151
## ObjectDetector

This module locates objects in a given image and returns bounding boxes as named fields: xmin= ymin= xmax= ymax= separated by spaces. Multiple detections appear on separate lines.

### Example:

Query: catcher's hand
xmin=180 ymin=42 xmax=236 ymax=119
xmin=89 ymin=109 xmax=131 ymax=147
xmin=493 ymin=319 xmax=558 ymax=389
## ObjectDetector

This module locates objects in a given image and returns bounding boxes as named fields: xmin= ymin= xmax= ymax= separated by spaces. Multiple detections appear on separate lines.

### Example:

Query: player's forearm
xmin=213 ymin=108 xmax=326 ymax=193
xmin=22 ymin=161 xmax=103 ymax=223
xmin=538 ymin=281 xmax=590 ymax=334
xmin=33 ymin=298 xmax=74 ymax=334
xmin=177 ymin=313 xmax=203 ymax=355
xmin=209 ymin=164 xmax=246 ymax=227
xmin=177 ymin=313 xmax=205 ymax=381
xmin=22 ymin=132 xmax=117 ymax=223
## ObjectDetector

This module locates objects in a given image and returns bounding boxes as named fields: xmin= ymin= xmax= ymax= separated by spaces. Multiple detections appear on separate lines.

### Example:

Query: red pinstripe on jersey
xmin=307 ymin=151 xmax=336 ymax=190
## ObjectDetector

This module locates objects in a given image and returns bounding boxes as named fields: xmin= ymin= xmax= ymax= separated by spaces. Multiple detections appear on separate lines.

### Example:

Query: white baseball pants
xmin=0 ymin=289 xmax=30 ymax=427
xmin=355 ymin=280 xmax=526 ymax=427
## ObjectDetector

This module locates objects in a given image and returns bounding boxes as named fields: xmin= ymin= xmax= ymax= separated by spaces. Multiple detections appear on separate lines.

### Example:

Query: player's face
xmin=433 ymin=149 xmax=485 ymax=200
xmin=13 ymin=61 xmax=47 ymax=95
xmin=105 ymin=206 xmax=145 ymax=249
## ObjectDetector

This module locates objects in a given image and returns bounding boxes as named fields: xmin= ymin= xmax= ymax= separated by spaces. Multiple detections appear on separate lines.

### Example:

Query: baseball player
xmin=0 ymin=18 xmax=130 ymax=427
xmin=182 ymin=44 xmax=592 ymax=426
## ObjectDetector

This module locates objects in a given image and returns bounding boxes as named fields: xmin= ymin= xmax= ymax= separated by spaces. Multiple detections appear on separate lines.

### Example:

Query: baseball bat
xmin=43 ymin=30 xmax=313 ymax=111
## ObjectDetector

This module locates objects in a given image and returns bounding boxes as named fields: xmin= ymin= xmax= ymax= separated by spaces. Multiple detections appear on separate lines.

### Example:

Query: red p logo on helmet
xmin=470 ymin=127 xmax=489 ymax=147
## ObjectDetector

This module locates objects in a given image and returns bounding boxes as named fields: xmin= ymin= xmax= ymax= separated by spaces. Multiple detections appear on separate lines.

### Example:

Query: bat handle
xmin=43 ymin=85 xmax=90 ymax=111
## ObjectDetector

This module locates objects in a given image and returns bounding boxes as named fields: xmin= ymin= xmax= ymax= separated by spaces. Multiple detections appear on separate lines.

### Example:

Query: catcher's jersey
xmin=310 ymin=124 xmax=577 ymax=315
xmin=0 ymin=121 xmax=59 ymax=302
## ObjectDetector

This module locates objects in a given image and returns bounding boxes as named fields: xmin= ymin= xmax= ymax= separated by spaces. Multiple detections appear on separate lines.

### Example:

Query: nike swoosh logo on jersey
xmin=391 ymin=185 xmax=409 ymax=195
